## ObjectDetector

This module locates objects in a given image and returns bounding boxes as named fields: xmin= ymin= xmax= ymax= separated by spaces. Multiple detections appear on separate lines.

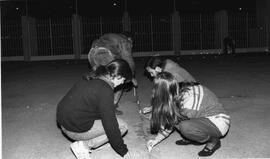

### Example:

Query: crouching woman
xmin=146 ymin=72 xmax=230 ymax=157
xmin=57 ymin=59 xmax=133 ymax=159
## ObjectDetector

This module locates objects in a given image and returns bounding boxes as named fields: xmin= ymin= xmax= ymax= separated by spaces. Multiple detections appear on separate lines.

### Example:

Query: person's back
xmin=57 ymin=78 xmax=114 ymax=132
xmin=163 ymin=59 xmax=196 ymax=83
xmin=57 ymin=59 xmax=135 ymax=159
xmin=89 ymin=33 xmax=135 ymax=74
xmin=88 ymin=33 xmax=137 ymax=115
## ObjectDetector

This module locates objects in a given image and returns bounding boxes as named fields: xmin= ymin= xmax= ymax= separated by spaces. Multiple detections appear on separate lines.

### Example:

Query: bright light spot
xmin=16 ymin=7 xmax=19 ymax=10
xmin=238 ymin=7 xmax=242 ymax=11
xmin=113 ymin=2 xmax=117 ymax=6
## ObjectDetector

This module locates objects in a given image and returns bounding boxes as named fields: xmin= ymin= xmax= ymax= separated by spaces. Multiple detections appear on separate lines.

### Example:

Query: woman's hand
xmin=132 ymin=78 xmax=138 ymax=88
xmin=123 ymin=151 xmax=131 ymax=159
xmin=141 ymin=106 xmax=152 ymax=114
xmin=146 ymin=139 xmax=158 ymax=152
xmin=123 ymin=150 xmax=143 ymax=159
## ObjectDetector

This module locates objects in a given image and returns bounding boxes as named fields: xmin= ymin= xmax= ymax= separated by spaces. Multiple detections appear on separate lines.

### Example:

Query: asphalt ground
xmin=2 ymin=53 xmax=270 ymax=159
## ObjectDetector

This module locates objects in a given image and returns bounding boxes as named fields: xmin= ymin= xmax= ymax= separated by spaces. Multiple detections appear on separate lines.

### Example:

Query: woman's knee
xmin=177 ymin=121 xmax=193 ymax=133
xmin=177 ymin=120 xmax=211 ymax=143
xmin=177 ymin=121 xmax=201 ymax=139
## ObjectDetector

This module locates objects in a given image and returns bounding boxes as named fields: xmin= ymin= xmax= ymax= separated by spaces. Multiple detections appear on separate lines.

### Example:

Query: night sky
xmin=1 ymin=0 xmax=257 ymax=19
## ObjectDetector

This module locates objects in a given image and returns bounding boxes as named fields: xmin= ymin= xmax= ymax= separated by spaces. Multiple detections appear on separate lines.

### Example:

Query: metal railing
xmin=1 ymin=19 xmax=23 ymax=57
xmin=36 ymin=17 xmax=73 ymax=56
xmin=1 ymin=13 xmax=269 ymax=61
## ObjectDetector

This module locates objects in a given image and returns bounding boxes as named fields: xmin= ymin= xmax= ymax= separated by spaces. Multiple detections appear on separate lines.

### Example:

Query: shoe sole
xmin=70 ymin=142 xmax=92 ymax=159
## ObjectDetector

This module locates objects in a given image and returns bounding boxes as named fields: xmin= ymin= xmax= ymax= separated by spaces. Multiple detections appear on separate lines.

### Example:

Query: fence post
xmin=267 ymin=16 xmax=270 ymax=51
xmin=72 ymin=14 xmax=83 ymax=59
xmin=122 ymin=11 xmax=131 ymax=32
xmin=256 ymin=0 xmax=270 ymax=51
xmin=171 ymin=11 xmax=181 ymax=56
xmin=246 ymin=13 xmax=249 ymax=48
xmin=199 ymin=14 xmax=203 ymax=50
xmin=150 ymin=15 xmax=154 ymax=51
xmin=49 ymin=18 xmax=53 ymax=55
xmin=100 ymin=16 xmax=103 ymax=36
xmin=214 ymin=10 xmax=228 ymax=51
xmin=21 ymin=16 xmax=38 ymax=61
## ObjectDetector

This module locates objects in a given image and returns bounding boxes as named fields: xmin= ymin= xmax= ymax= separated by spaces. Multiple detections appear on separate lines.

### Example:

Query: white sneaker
xmin=70 ymin=141 xmax=92 ymax=159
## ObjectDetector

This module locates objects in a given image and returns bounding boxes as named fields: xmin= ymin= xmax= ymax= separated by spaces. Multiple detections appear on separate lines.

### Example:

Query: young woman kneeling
xmin=146 ymin=72 xmax=230 ymax=157
xmin=57 ymin=59 xmax=134 ymax=159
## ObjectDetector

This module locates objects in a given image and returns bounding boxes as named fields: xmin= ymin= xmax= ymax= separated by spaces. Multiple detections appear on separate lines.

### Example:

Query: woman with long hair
xmin=57 ymin=59 xmax=134 ymax=159
xmin=147 ymin=72 xmax=230 ymax=157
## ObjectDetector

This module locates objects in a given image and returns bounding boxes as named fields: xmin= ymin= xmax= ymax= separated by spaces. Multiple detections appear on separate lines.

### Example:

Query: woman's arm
xmin=97 ymin=82 xmax=128 ymax=157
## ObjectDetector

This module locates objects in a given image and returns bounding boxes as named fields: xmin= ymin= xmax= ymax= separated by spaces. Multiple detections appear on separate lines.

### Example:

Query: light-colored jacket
xmin=163 ymin=59 xmax=196 ymax=83
xmin=180 ymin=85 xmax=230 ymax=136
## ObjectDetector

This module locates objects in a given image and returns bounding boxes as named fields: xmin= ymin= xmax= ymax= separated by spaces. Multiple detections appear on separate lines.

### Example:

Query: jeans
xmin=175 ymin=117 xmax=222 ymax=143
xmin=61 ymin=117 xmax=128 ymax=148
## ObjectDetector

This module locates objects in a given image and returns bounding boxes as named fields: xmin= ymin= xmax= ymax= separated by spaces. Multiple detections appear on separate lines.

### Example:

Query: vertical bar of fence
xmin=266 ymin=22 xmax=270 ymax=51
xmin=49 ymin=18 xmax=53 ymax=55
xmin=246 ymin=13 xmax=249 ymax=48
xmin=266 ymin=22 xmax=269 ymax=52
xmin=22 ymin=16 xmax=30 ymax=61
xmin=0 ymin=7 xmax=1 ymax=58
xmin=214 ymin=10 xmax=228 ymax=51
xmin=219 ymin=16 xmax=223 ymax=51
xmin=122 ymin=11 xmax=131 ymax=32
xmin=100 ymin=16 xmax=103 ymax=36
xmin=26 ymin=17 xmax=31 ymax=60
xmin=172 ymin=11 xmax=181 ymax=55
xmin=172 ymin=15 xmax=175 ymax=52
xmin=199 ymin=14 xmax=203 ymax=50
xmin=150 ymin=14 xmax=154 ymax=51
xmin=72 ymin=14 xmax=83 ymax=59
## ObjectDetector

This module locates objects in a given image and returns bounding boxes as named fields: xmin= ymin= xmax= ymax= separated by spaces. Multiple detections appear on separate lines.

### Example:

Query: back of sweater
xmin=57 ymin=78 xmax=128 ymax=156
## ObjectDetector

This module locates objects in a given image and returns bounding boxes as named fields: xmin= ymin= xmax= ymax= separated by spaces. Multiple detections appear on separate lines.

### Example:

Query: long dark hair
xmin=150 ymin=72 xmax=198 ymax=134
xmin=144 ymin=56 xmax=165 ymax=70
xmin=83 ymin=59 xmax=132 ymax=82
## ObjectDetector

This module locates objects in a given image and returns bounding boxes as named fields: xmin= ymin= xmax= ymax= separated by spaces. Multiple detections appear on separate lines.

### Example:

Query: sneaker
xmin=70 ymin=141 xmax=92 ymax=159
xmin=198 ymin=138 xmax=221 ymax=157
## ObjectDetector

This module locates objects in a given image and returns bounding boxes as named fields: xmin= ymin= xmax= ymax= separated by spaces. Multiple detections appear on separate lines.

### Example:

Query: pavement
xmin=2 ymin=53 xmax=270 ymax=159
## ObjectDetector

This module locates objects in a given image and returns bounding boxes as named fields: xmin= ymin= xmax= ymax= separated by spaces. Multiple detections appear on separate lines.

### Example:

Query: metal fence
xmin=180 ymin=14 xmax=216 ymax=50
xmin=81 ymin=16 xmax=123 ymax=56
xmin=1 ymin=19 xmax=23 ymax=57
xmin=36 ymin=17 xmax=73 ymax=56
xmin=229 ymin=13 xmax=268 ymax=48
xmin=1 ymin=13 xmax=269 ymax=61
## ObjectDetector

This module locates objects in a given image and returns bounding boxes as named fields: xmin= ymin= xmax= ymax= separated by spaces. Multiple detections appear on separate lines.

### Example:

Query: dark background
xmin=1 ymin=0 xmax=256 ymax=19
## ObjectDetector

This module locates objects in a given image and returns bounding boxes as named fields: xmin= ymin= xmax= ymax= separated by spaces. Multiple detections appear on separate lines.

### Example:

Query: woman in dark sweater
xmin=57 ymin=59 xmax=133 ymax=159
